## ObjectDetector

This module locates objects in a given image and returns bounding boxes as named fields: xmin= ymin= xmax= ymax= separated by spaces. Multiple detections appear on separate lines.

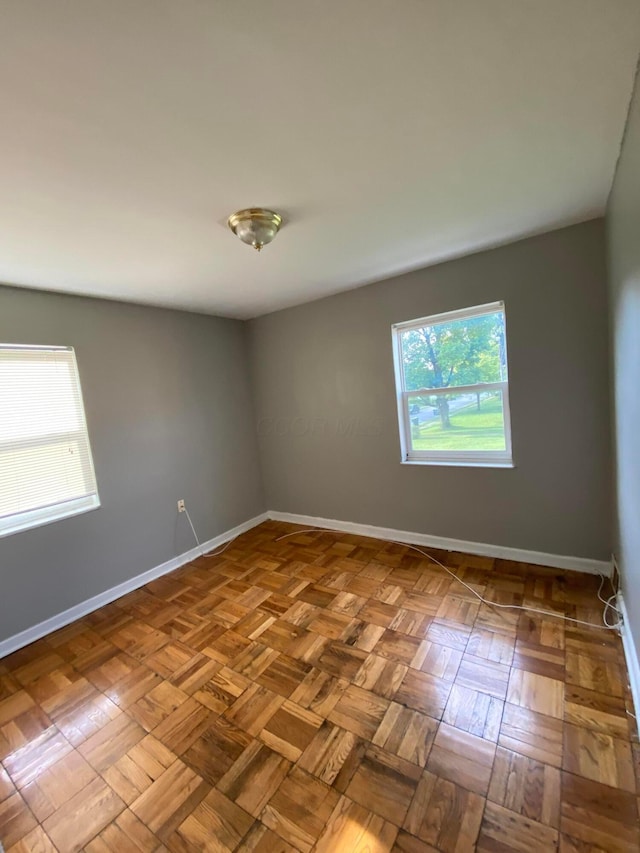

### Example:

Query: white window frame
xmin=391 ymin=301 xmax=513 ymax=468
xmin=0 ymin=344 xmax=100 ymax=538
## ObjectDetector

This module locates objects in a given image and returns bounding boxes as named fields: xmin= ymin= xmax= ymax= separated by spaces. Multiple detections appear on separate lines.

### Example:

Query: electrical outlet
xmin=177 ymin=499 xmax=185 ymax=513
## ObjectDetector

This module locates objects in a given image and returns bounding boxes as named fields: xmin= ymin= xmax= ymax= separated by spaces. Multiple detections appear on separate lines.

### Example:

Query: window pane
xmin=407 ymin=390 xmax=507 ymax=453
xmin=0 ymin=357 xmax=81 ymax=441
xmin=0 ymin=346 xmax=99 ymax=534
xmin=400 ymin=309 xmax=506 ymax=392
xmin=0 ymin=437 xmax=94 ymax=517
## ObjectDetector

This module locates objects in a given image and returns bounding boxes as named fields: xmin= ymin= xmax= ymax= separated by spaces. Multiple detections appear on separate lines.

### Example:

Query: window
xmin=392 ymin=301 xmax=512 ymax=467
xmin=0 ymin=345 xmax=100 ymax=537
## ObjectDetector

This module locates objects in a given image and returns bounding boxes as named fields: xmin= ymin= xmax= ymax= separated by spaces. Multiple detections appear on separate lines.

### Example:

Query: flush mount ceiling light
xmin=227 ymin=208 xmax=283 ymax=252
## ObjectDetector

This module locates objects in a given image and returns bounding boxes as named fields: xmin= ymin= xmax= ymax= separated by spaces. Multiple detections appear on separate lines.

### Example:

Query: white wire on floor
xmin=595 ymin=575 xmax=623 ymax=629
xmin=274 ymin=526 xmax=622 ymax=631
xmin=184 ymin=508 xmax=200 ymax=548
xmin=183 ymin=507 xmax=240 ymax=559
xmin=182 ymin=516 xmax=622 ymax=631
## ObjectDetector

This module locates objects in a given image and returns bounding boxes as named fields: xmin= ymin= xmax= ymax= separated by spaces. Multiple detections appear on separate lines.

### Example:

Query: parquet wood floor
xmin=1 ymin=521 xmax=638 ymax=852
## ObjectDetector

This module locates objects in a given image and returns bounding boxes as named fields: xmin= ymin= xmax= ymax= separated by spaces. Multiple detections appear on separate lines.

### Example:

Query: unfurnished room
xmin=1 ymin=2 xmax=640 ymax=851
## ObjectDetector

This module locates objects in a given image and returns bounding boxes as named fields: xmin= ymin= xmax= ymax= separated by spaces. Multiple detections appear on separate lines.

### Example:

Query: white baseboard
xmin=0 ymin=508 xmax=612 ymax=661
xmin=617 ymin=592 xmax=640 ymax=729
xmin=0 ymin=512 xmax=268 ymax=660
xmin=267 ymin=510 xmax=612 ymax=576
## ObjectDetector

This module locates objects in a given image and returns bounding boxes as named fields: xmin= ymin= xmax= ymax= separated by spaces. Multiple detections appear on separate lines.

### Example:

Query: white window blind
xmin=0 ymin=345 xmax=100 ymax=537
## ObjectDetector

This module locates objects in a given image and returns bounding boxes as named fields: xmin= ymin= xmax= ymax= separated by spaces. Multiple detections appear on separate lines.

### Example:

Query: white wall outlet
xmin=177 ymin=499 xmax=185 ymax=513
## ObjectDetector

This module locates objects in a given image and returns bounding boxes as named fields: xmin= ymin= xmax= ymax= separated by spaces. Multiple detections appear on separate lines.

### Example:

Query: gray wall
xmin=0 ymin=217 xmax=614 ymax=646
xmin=607 ymin=63 xmax=640 ymax=656
xmin=0 ymin=285 xmax=265 ymax=642
xmin=249 ymin=220 xmax=611 ymax=561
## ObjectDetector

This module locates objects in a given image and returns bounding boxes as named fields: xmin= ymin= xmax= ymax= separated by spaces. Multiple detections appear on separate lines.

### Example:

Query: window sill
xmin=402 ymin=459 xmax=515 ymax=469
xmin=0 ymin=494 xmax=101 ymax=539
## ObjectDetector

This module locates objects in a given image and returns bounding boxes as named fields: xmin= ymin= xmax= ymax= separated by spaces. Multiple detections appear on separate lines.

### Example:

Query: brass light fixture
xmin=227 ymin=208 xmax=282 ymax=252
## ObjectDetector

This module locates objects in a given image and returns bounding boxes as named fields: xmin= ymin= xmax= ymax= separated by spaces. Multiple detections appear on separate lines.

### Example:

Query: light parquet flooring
xmin=0 ymin=521 xmax=638 ymax=852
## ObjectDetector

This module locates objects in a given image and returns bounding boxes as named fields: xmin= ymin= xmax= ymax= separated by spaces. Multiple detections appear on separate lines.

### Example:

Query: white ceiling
xmin=0 ymin=1 xmax=638 ymax=319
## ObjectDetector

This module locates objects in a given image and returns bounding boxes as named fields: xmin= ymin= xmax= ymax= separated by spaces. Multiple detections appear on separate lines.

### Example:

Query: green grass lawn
xmin=412 ymin=395 xmax=506 ymax=451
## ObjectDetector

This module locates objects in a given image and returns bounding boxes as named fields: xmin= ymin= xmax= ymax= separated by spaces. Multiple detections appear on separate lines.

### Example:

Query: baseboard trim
xmin=617 ymin=592 xmax=640 ymax=729
xmin=0 ymin=512 xmax=268 ymax=660
xmin=0 ymin=508 xmax=612 ymax=660
xmin=267 ymin=510 xmax=611 ymax=576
